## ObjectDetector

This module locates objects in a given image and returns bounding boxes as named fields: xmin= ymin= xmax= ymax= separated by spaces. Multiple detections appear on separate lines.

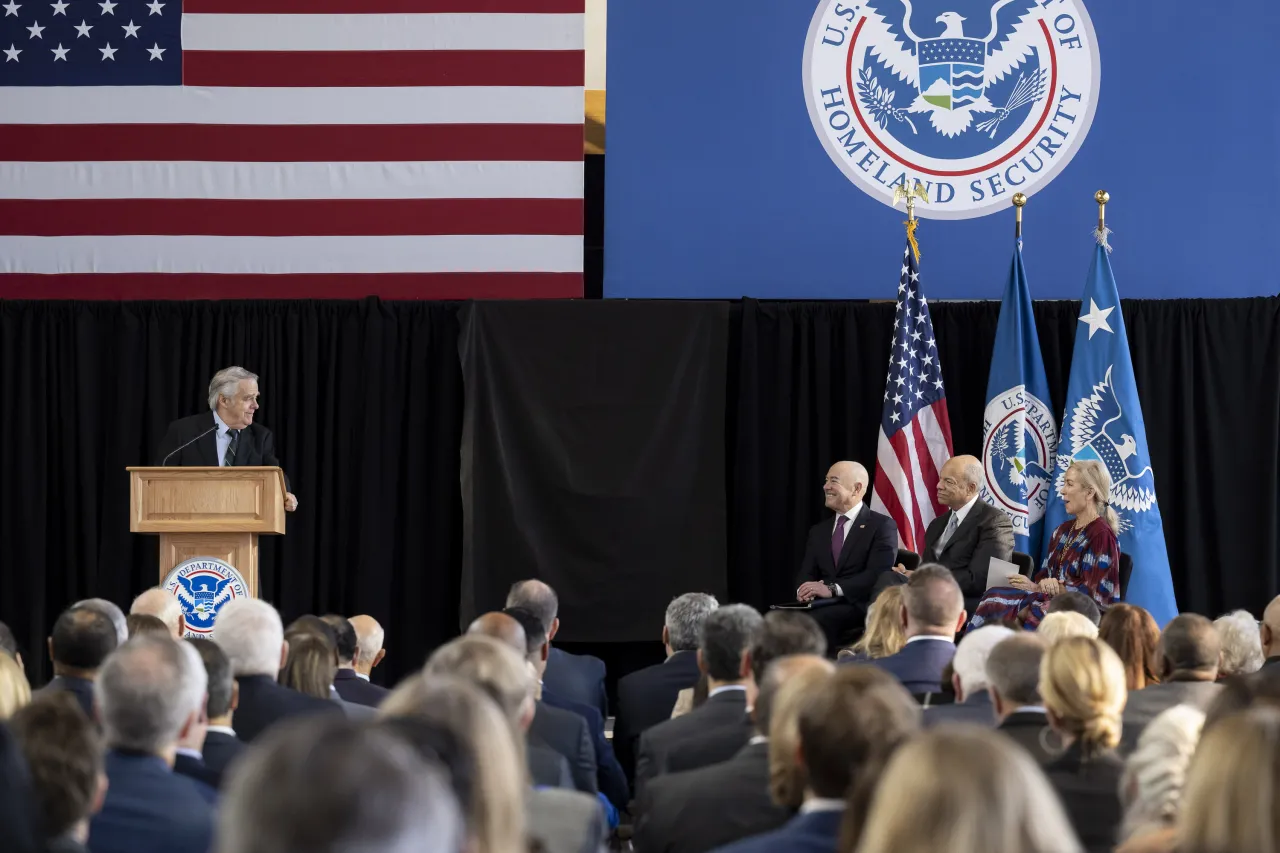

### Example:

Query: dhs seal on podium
xmin=162 ymin=558 xmax=249 ymax=637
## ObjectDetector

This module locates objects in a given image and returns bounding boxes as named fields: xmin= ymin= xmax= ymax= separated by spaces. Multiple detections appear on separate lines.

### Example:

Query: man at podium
xmin=156 ymin=366 xmax=298 ymax=512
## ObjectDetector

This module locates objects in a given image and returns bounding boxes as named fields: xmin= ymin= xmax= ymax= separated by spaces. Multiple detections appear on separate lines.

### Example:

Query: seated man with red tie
xmin=795 ymin=461 xmax=899 ymax=652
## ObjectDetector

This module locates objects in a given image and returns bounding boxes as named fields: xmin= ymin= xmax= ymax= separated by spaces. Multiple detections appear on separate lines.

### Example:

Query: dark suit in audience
xmin=997 ymin=709 xmax=1058 ymax=765
xmin=635 ymin=687 xmax=748 ymax=794
xmin=867 ymin=637 xmax=956 ymax=694
xmin=922 ymin=688 xmax=996 ymax=727
xmin=664 ymin=710 xmax=753 ymax=775
xmin=544 ymin=646 xmax=609 ymax=719
xmin=200 ymin=727 xmax=245 ymax=784
xmin=529 ymin=743 xmax=573 ymax=789
xmin=332 ymin=668 xmax=389 ymax=708
xmin=172 ymin=750 xmax=220 ymax=801
xmin=615 ymin=649 xmax=702 ymax=782
xmin=634 ymin=739 xmax=791 ymax=853
xmin=529 ymin=701 xmax=598 ymax=795
xmin=1118 ymin=680 xmax=1221 ymax=754
xmin=710 ymin=807 xmax=844 ymax=853
xmin=89 ymin=750 xmax=215 ymax=853
xmin=543 ymin=686 xmax=629 ymax=808
xmin=1043 ymin=743 xmax=1125 ymax=853
xmin=38 ymin=676 xmax=95 ymax=721
xmin=232 ymin=674 xmax=343 ymax=744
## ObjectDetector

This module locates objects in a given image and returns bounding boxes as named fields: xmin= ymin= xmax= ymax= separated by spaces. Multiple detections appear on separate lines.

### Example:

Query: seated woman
xmin=970 ymin=460 xmax=1120 ymax=631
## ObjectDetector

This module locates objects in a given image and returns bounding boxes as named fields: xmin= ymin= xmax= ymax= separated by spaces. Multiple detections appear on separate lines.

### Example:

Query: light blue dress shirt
xmin=212 ymin=410 xmax=236 ymax=466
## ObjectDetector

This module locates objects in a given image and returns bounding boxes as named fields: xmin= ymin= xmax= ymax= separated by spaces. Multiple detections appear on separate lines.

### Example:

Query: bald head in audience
xmin=1261 ymin=597 xmax=1280 ymax=661
xmin=348 ymin=615 xmax=386 ymax=678
xmin=129 ymin=588 xmax=185 ymax=639
xmin=466 ymin=613 xmax=527 ymax=656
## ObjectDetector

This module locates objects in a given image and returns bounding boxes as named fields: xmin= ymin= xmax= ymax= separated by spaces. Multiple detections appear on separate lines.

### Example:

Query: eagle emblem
xmin=171 ymin=571 xmax=238 ymax=632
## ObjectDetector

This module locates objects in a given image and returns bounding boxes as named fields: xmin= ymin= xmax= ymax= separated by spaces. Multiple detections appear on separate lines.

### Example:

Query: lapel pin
xmin=859 ymin=524 xmax=866 ymax=528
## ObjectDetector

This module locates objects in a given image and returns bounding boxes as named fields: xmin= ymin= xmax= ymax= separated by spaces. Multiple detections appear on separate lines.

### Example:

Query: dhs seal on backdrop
xmin=162 ymin=558 xmax=249 ymax=637
xmin=803 ymin=0 xmax=1100 ymax=218
xmin=982 ymin=388 xmax=1057 ymax=537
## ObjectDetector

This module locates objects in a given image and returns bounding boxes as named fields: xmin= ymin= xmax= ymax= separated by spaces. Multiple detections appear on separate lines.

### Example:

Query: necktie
xmin=831 ymin=515 xmax=849 ymax=565
xmin=938 ymin=511 xmax=959 ymax=551
xmin=223 ymin=429 xmax=239 ymax=467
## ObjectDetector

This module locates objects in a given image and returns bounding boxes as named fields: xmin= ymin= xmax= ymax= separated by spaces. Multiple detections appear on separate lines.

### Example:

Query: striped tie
xmin=223 ymin=429 xmax=239 ymax=467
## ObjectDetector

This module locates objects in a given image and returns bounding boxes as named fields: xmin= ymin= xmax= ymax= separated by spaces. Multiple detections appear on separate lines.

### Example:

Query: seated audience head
xmin=284 ymin=615 xmax=340 ymax=661
xmin=698 ymin=603 xmax=764 ymax=685
xmin=423 ymin=635 xmax=534 ymax=739
xmin=94 ymin=635 xmax=207 ymax=759
xmin=1098 ymin=603 xmax=1162 ymax=691
xmin=936 ymin=455 xmax=983 ymax=511
xmin=1040 ymin=636 xmax=1127 ymax=758
xmin=1064 ymin=460 xmax=1119 ymax=532
xmin=950 ymin=625 xmax=1015 ymax=702
xmin=854 ymin=726 xmax=1082 ymax=853
xmin=129 ymin=588 xmax=185 ymax=638
xmin=986 ymin=634 xmax=1047 ymax=720
xmin=126 ymin=613 xmax=170 ymax=639
xmin=1157 ymin=613 xmax=1220 ymax=682
xmin=215 ymin=598 xmax=286 ymax=677
xmin=1213 ymin=609 xmax=1264 ymax=678
xmin=750 ymin=611 xmax=827 ymax=684
xmin=320 ymin=615 xmax=360 ymax=670
xmin=1036 ymin=611 xmax=1099 ymax=645
xmin=769 ymin=662 xmax=835 ymax=809
xmin=505 ymin=579 xmax=560 ymax=640
xmin=754 ymin=654 xmax=831 ymax=740
xmin=348 ymin=615 xmax=386 ymax=676
xmin=824 ymin=460 xmax=869 ymax=513
xmin=72 ymin=599 xmax=128 ymax=647
xmin=10 ymin=691 xmax=107 ymax=847
xmin=663 ymin=592 xmax=719 ymax=655
xmin=500 ymin=607 xmax=551 ymax=678
xmin=219 ymin=716 xmax=463 ymax=853
xmin=1177 ymin=706 xmax=1280 ymax=853
xmin=379 ymin=675 xmax=525 ymax=853
xmin=849 ymin=585 xmax=906 ymax=660
xmin=279 ymin=633 xmax=337 ymax=700
xmin=1 ymin=619 xmax=24 ymax=670
xmin=899 ymin=563 xmax=966 ymax=640
xmin=49 ymin=605 xmax=118 ymax=679
xmin=1046 ymin=590 xmax=1102 ymax=626
xmin=1263 ymin=595 xmax=1280 ymax=659
xmin=466 ymin=611 xmax=528 ymax=657
xmin=0 ymin=651 xmax=32 ymax=720
xmin=190 ymin=639 xmax=237 ymax=726
xmin=1119 ymin=704 xmax=1205 ymax=844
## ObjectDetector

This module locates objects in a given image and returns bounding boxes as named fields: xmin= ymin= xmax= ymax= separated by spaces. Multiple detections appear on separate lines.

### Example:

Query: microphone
xmin=161 ymin=425 xmax=219 ymax=466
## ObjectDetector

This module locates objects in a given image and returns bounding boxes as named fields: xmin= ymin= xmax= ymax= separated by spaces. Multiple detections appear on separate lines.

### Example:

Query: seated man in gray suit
xmin=1119 ymin=613 xmax=1222 ymax=755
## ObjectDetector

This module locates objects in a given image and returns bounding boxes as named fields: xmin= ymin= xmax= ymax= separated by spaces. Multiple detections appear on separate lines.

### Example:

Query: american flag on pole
xmin=0 ymin=0 xmax=584 ymax=299
xmin=869 ymin=237 xmax=954 ymax=552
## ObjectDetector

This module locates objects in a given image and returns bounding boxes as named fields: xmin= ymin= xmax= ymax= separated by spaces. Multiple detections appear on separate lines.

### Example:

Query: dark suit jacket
xmin=712 ymin=808 xmax=844 ymax=853
xmin=923 ymin=688 xmax=996 ymax=727
xmin=156 ymin=411 xmax=290 ymax=490
xmin=529 ymin=700 xmax=598 ymax=795
xmin=332 ymin=668 xmax=389 ymax=708
xmin=866 ymin=637 xmax=956 ymax=694
xmin=89 ymin=750 xmax=215 ymax=853
xmin=665 ymin=710 xmax=752 ymax=775
xmin=171 ymin=751 xmax=220 ymax=801
xmin=796 ymin=506 xmax=898 ymax=608
xmin=1118 ymin=679 xmax=1222 ymax=755
xmin=635 ymin=689 xmax=748 ymax=796
xmin=543 ymin=686 xmax=629 ymax=808
xmin=544 ymin=646 xmax=609 ymax=719
xmin=233 ymin=674 xmax=343 ymax=744
xmin=1044 ymin=743 xmax=1125 ymax=853
xmin=39 ymin=675 xmax=95 ymax=721
xmin=199 ymin=729 xmax=245 ymax=785
xmin=528 ymin=742 xmax=574 ymax=789
xmin=615 ymin=649 xmax=702 ymax=783
xmin=921 ymin=500 xmax=1015 ymax=597
xmin=634 ymin=740 xmax=791 ymax=853
xmin=997 ymin=709 xmax=1058 ymax=765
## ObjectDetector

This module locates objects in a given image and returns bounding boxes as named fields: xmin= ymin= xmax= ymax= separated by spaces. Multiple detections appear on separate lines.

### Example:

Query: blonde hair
xmin=0 ymin=653 xmax=31 ymax=719
xmin=851 ymin=586 xmax=907 ymax=659
xmin=379 ymin=674 xmax=526 ymax=853
xmin=1040 ymin=637 xmax=1128 ymax=757
xmin=1120 ymin=705 xmax=1205 ymax=843
xmin=1038 ymin=611 xmax=1100 ymax=645
xmin=1177 ymin=707 xmax=1280 ymax=853
xmin=768 ymin=664 xmax=833 ymax=808
xmin=1067 ymin=460 xmax=1119 ymax=533
xmin=853 ymin=726 xmax=1083 ymax=853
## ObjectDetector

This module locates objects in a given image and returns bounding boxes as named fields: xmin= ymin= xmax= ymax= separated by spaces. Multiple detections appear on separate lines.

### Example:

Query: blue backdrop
xmin=605 ymin=0 xmax=1280 ymax=299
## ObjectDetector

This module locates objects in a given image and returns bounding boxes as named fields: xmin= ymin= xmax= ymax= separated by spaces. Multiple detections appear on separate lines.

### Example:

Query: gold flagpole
xmin=893 ymin=180 xmax=929 ymax=261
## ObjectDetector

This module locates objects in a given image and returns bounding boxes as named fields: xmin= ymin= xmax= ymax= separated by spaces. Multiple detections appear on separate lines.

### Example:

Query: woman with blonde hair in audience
xmin=1176 ymin=706 xmax=1280 ymax=853
xmin=768 ymin=662 xmax=833 ymax=809
xmin=1213 ymin=609 xmax=1265 ymax=678
xmin=1040 ymin=636 xmax=1128 ymax=853
xmin=842 ymin=586 xmax=906 ymax=661
xmin=278 ymin=632 xmax=338 ymax=700
xmin=1098 ymin=603 xmax=1161 ymax=691
xmin=1115 ymin=705 xmax=1204 ymax=853
xmin=1037 ymin=611 xmax=1099 ymax=645
xmin=0 ymin=652 xmax=31 ymax=719
xmin=853 ymin=726 xmax=1082 ymax=853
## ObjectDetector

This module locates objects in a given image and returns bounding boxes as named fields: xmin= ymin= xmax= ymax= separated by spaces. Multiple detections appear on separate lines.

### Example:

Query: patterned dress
xmin=969 ymin=517 xmax=1120 ymax=630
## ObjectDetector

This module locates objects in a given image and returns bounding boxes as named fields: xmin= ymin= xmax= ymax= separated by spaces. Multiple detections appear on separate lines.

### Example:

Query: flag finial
xmin=1012 ymin=192 xmax=1026 ymax=240
xmin=894 ymin=180 xmax=929 ymax=260
xmin=1094 ymin=189 xmax=1112 ymax=253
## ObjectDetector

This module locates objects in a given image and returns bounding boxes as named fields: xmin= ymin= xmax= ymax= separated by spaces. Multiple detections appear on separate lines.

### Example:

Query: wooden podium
xmin=127 ymin=467 xmax=287 ymax=595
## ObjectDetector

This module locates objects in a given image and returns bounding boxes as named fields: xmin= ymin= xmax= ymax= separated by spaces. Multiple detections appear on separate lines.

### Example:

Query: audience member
xmin=634 ymin=654 xmax=833 ymax=853
xmin=865 ymin=564 xmax=966 ymax=695
xmin=88 ymin=635 xmax=214 ymax=853
xmin=125 ymin=613 xmax=170 ymax=639
xmin=0 ymin=648 xmax=32 ymax=719
xmin=348 ymin=614 xmax=388 ymax=682
xmin=322 ymin=613 xmax=389 ymax=707
xmin=279 ymin=631 xmax=339 ymax=700
xmin=128 ymin=588 xmax=185 ymax=638
xmin=508 ymin=579 xmax=609 ymax=719
xmin=189 ymin=637 xmax=244 ymax=785
xmin=9 ymin=692 xmax=106 ymax=853
xmin=1115 ymin=705 xmax=1204 ymax=853
xmin=843 ymin=586 xmax=905 ymax=661
xmin=615 ymin=592 xmax=718 ymax=782
xmin=1046 ymin=590 xmax=1103 ymax=626
xmin=768 ymin=663 xmax=836 ymax=810
xmin=1204 ymin=664 xmax=1280 ymax=729
xmin=986 ymin=633 xmax=1055 ymax=763
xmin=716 ymin=666 xmax=922 ymax=853
xmin=1037 ymin=610 xmax=1099 ymax=644
xmin=1213 ymin=609 xmax=1264 ymax=678
xmin=853 ymin=726 xmax=1083 ymax=853
xmin=1 ymin=618 xmax=25 ymax=671
xmin=1099 ymin=603 xmax=1161 ymax=691
xmin=218 ymin=715 xmax=464 ymax=853
xmin=1119 ymin=614 xmax=1221 ymax=754
xmin=924 ymin=625 xmax=1014 ymax=727
xmin=214 ymin=598 xmax=341 ymax=743
xmin=40 ymin=605 xmax=118 ymax=719
xmin=1260 ymin=595 xmax=1280 ymax=671
xmin=0 ymin=722 xmax=41 ymax=853
xmin=72 ymin=599 xmax=128 ymax=647
xmin=636 ymin=603 xmax=763 ymax=793
xmin=1040 ymin=636 xmax=1128 ymax=853
xmin=1176 ymin=706 xmax=1280 ymax=853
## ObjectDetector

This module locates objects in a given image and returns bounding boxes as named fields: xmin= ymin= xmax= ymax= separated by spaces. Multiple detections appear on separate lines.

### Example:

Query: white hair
xmin=215 ymin=598 xmax=284 ymax=677
xmin=951 ymin=625 xmax=1014 ymax=696
xmin=1120 ymin=704 xmax=1206 ymax=842
xmin=131 ymin=588 xmax=183 ymax=636
xmin=1037 ymin=611 xmax=1099 ymax=645
xmin=1213 ymin=610 xmax=1265 ymax=677
xmin=208 ymin=366 xmax=259 ymax=411
xmin=74 ymin=598 xmax=128 ymax=646
xmin=95 ymin=635 xmax=207 ymax=754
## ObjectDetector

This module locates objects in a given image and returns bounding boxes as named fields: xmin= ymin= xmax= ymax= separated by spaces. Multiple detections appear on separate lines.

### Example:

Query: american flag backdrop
xmin=869 ymin=238 xmax=954 ymax=553
xmin=0 ymin=0 xmax=585 ymax=299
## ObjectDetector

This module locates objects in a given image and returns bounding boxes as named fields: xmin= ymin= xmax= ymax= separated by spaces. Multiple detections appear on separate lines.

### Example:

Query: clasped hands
xmin=1008 ymin=574 xmax=1064 ymax=596
xmin=796 ymin=581 xmax=833 ymax=603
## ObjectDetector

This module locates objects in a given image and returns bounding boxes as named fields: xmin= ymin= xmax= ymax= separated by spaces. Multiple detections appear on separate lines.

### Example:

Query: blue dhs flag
xmin=981 ymin=240 xmax=1058 ymax=558
xmin=1043 ymin=244 xmax=1178 ymax=625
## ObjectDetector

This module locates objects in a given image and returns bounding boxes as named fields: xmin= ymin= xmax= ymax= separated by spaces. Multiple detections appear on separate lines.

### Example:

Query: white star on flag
xmin=50 ymin=0 xmax=67 ymax=13
xmin=1078 ymin=298 xmax=1115 ymax=339
xmin=26 ymin=19 xmax=43 ymax=37
xmin=145 ymin=0 xmax=162 ymax=13
xmin=3 ymin=42 xmax=19 ymax=60
xmin=122 ymin=19 xmax=138 ymax=36
xmin=74 ymin=18 xmax=90 ymax=36
xmin=98 ymin=0 xmax=115 ymax=13
xmin=146 ymin=40 xmax=163 ymax=59
xmin=99 ymin=40 xmax=116 ymax=59
xmin=50 ymin=41 xmax=67 ymax=58
xmin=2 ymin=1 xmax=20 ymax=16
